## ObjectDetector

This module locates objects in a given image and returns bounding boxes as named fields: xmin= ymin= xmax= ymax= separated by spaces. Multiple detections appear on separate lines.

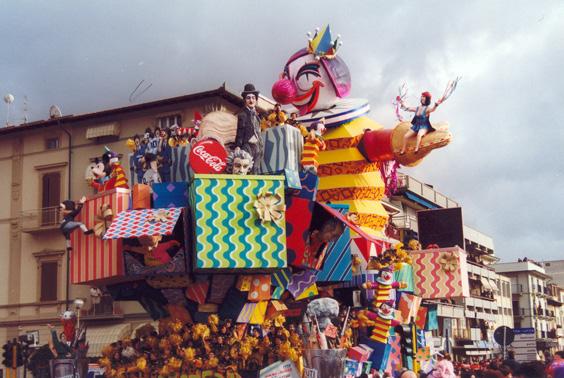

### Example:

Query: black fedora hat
xmin=241 ymin=83 xmax=260 ymax=98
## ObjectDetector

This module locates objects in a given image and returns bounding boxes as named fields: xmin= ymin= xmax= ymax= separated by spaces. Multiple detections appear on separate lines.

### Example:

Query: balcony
xmin=514 ymin=308 xmax=534 ymax=318
xmin=512 ymin=284 xmax=524 ymax=295
xmin=81 ymin=295 xmax=124 ymax=321
xmin=391 ymin=213 xmax=418 ymax=230
xmin=21 ymin=206 xmax=61 ymax=234
xmin=393 ymin=174 xmax=459 ymax=209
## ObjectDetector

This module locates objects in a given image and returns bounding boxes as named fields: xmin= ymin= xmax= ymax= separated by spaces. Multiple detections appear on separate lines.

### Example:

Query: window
xmin=41 ymin=172 xmax=61 ymax=225
xmin=40 ymin=261 xmax=58 ymax=301
xmin=156 ymin=114 xmax=182 ymax=129
xmin=45 ymin=137 xmax=60 ymax=150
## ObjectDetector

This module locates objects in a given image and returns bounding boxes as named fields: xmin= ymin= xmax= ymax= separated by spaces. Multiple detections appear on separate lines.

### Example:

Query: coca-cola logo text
xmin=189 ymin=139 xmax=228 ymax=174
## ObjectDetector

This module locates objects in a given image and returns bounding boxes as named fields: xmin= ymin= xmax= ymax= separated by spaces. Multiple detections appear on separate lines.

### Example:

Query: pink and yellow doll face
xmin=272 ymin=49 xmax=351 ymax=115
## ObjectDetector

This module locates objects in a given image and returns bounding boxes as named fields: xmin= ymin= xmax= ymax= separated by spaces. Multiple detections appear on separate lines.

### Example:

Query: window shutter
xmin=40 ymin=262 xmax=58 ymax=301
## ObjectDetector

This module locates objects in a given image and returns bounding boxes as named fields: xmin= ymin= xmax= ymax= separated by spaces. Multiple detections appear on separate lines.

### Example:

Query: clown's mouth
xmin=292 ymin=81 xmax=324 ymax=115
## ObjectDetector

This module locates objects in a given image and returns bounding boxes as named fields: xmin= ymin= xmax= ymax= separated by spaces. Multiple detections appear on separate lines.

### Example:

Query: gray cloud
xmin=0 ymin=0 xmax=562 ymax=260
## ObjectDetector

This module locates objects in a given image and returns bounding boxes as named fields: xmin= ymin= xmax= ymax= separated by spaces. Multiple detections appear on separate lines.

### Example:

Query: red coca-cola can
xmin=189 ymin=138 xmax=228 ymax=174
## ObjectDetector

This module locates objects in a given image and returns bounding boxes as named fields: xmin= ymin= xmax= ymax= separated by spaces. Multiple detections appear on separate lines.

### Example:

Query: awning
xmin=86 ymin=123 xmax=120 ymax=139
xmin=488 ymin=279 xmax=499 ymax=292
xmin=480 ymin=277 xmax=493 ymax=291
xmin=104 ymin=208 xmax=182 ymax=239
xmin=86 ymin=323 xmax=132 ymax=357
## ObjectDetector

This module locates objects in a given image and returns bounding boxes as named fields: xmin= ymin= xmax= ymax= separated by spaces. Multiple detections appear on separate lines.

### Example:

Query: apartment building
xmin=389 ymin=173 xmax=513 ymax=359
xmin=493 ymin=260 xmax=561 ymax=355
xmin=0 ymin=85 xmax=274 ymax=366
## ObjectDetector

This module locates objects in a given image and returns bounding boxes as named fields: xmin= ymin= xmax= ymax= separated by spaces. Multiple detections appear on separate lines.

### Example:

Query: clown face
xmin=378 ymin=303 xmax=394 ymax=318
xmin=377 ymin=269 xmax=394 ymax=285
xmin=272 ymin=49 xmax=351 ymax=115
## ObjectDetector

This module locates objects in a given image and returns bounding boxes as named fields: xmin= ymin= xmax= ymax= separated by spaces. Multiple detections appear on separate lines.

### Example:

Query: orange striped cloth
xmin=301 ymin=138 xmax=326 ymax=170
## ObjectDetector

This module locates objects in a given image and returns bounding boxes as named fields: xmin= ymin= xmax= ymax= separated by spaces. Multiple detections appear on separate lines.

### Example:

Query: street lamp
xmin=73 ymin=298 xmax=85 ymax=329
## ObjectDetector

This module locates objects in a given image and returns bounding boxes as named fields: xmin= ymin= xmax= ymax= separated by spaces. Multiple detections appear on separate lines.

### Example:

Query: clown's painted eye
xmin=296 ymin=63 xmax=321 ymax=81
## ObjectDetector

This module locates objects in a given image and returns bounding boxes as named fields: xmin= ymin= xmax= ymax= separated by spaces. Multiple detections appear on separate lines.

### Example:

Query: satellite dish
xmin=4 ymin=94 xmax=14 ymax=104
xmin=49 ymin=105 xmax=62 ymax=119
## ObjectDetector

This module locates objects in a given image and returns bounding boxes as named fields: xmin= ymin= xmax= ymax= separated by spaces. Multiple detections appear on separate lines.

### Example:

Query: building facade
xmin=493 ymin=261 xmax=561 ymax=356
xmin=0 ymin=86 xmax=275 ymax=366
xmin=389 ymin=173 xmax=513 ymax=359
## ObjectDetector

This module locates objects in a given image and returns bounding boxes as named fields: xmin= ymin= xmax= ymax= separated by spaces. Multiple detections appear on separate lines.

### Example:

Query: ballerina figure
xmin=398 ymin=78 xmax=460 ymax=155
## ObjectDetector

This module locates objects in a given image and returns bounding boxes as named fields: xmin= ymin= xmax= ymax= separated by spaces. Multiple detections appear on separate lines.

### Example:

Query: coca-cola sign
xmin=189 ymin=138 xmax=228 ymax=174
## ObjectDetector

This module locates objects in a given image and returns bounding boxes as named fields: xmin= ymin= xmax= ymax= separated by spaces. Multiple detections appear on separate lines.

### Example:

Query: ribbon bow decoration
xmin=438 ymin=251 xmax=459 ymax=273
xmin=148 ymin=209 xmax=173 ymax=223
xmin=93 ymin=204 xmax=113 ymax=238
xmin=253 ymin=191 xmax=284 ymax=225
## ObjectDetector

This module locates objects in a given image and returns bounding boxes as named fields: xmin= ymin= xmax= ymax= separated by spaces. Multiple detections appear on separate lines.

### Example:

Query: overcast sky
xmin=1 ymin=1 xmax=563 ymax=261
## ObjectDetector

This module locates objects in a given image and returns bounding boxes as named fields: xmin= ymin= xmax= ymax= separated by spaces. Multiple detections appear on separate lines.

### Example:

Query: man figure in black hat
xmin=235 ymin=83 xmax=263 ymax=174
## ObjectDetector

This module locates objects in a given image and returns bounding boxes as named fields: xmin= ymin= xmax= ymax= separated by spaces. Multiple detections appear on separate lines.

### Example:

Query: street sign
xmin=494 ymin=326 xmax=514 ymax=346
xmin=511 ymin=328 xmax=537 ymax=362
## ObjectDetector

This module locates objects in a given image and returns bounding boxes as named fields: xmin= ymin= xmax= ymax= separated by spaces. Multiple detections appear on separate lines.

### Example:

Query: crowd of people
xmin=375 ymin=350 xmax=564 ymax=378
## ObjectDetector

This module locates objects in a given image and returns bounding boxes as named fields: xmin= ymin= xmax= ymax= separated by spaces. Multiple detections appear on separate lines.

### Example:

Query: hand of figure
xmin=80 ymin=196 xmax=87 ymax=203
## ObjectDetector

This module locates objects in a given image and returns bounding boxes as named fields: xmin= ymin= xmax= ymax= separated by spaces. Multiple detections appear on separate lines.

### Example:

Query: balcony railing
xmin=81 ymin=296 xmax=123 ymax=320
xmin=394 ymin=174 xmax=459 ymax=208
xmin=21 ymin=206 xmax=61 ymax=232
xmin=391 ymin=214 xmax=418 ymax=230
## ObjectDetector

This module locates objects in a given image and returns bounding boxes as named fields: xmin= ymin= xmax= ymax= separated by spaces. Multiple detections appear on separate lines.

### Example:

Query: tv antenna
xmin=4 ymin=94 xmax=14 ymax=126
xmin=129 ymin=79 xmax=152 ymax=102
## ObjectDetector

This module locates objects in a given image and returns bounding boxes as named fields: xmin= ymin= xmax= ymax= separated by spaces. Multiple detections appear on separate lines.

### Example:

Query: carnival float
xmin=59 ymin=25 xmax=464 ymax=378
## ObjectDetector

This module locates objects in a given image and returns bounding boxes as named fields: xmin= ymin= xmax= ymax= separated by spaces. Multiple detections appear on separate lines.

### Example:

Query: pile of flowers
xmin=99 ymin=314 xmax=303 ymax=377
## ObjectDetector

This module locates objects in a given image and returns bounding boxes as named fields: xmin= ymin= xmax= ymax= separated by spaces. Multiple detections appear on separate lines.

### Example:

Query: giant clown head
xmin=272 ymin=25 xmax=351 ymax=115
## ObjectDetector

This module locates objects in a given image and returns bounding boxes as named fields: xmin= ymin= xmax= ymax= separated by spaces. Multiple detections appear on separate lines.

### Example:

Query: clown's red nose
xmin=271 ymin=78 xmax=297 ymax=104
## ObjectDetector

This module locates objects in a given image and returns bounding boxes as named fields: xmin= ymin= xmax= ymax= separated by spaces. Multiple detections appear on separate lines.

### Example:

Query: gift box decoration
xmin=271 ymin=268 xmax=292 ymax=288
xmin=104 ymin=207 xmax=183 ymax=239
xmin=152 ymin=182 xmax=188 ymax=209
xmin=347 ymin=345 xmax=372 ymax=362
xmin=70 ymin=188 xmax=130 ymax=284
xmin=297 ymin=170 xmax=319 ymax=201
xmin=236 ymin=275 xmax=253 ymax=291
xmin=271 ymin=169 xmax=301 ymax=190
xmin=343 ymin=359 xmax=362 ymax=377
xmin=266 ymin=300 xmax=288 ymax=319
xmin=397 ymin=293 xmax=422 ymax=324
xmin=185 ymin=281 xmax=209 ymax=304
xmin=259 ymin=125 xmax=304 ymax=173
xmin=237 ymin=302 xmax=257 ymax=323
xmin=208 ymin=274 xmax=237 ymax=304
xmin=171 ymin=145 xmax=191 ymax=182
xmin=287 ymin=270 xmax=317 ymax=299
xmin=249 ymin=301 xmax=268 ymax=324
xmin=411 ymin=246 xmax=470 ymax=298
xmin=316 ymin=204 xmax=353 ymax=282
xmin=385 ymin=334 xmax=402 ymax=373
xmin=415 ymin=306 xmax=428 ymax=329
xmin=190 ymin=174 xmax=287 ymax=269
xmin=271 ymin=287 xmax=284 ymax=300
xmin=132 ymin=184 xmax=151 ymax=209
xmin=285 ymin=196 xmax=314 ymax=267
xmin=295 ymin=283 xmax=318 ymax=300
xmin=248 ymin=275 xmax=272 ymax=302
xmin=394 ymin=262 xmax=415 ymax=293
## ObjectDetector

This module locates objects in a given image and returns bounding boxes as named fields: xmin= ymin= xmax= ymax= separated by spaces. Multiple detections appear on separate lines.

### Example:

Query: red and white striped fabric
xmin=70 ymin=188 xmax=130 ymax=284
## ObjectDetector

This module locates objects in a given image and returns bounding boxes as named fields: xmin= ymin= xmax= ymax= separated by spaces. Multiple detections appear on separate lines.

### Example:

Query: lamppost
xmin=73 ymin=298 xmax=85 ymax=329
